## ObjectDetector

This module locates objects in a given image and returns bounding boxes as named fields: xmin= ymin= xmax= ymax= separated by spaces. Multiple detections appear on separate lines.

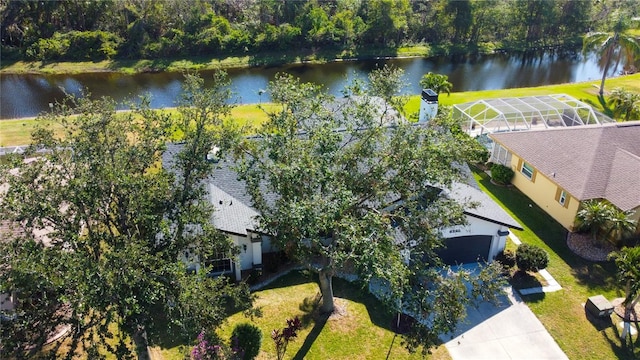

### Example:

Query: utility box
xmin=586 ymin=295 xmax=614 ymax=317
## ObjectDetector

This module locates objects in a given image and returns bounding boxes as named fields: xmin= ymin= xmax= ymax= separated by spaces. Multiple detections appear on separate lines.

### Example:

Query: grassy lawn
xmin=472 ymin=168 xmax=639 ymax=360
xmin=153 ymin=271 xmax=450 ymax=360
xmin=0 ymin=104 xmax=275 ymax=147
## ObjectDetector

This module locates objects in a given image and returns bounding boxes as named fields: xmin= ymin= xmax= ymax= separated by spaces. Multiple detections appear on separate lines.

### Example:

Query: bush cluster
xmin=495 ymin=249 xmax=516 ymax=271
xmin=490 ymin=163 xmax=515 ymax=185
xmin=515 ymin=244 xmax=549 ymax=272
xmin=231 ymin=323 xmax=262 ymax=360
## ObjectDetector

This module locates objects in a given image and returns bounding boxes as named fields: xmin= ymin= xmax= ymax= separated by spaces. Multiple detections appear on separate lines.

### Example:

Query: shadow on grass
xmin=520 ymin=292 xmax=546 ymax=303
xmin=601 ymin=318 xmax=640 ymax=359
xmin=510 ymin=270 xmax=543 ymax=290
xmin=571 ymin=261 xmax=619 ymax=293
xmin=292 ymin=313 xmax=328 ymax=360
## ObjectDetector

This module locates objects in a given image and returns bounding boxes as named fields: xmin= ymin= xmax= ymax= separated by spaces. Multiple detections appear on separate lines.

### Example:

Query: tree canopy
xmin=0 ymin=72 xmax=250 ymax=358
xmin=236 ymin=67 xmax=504 ymax=355
xmin=1 ymin=0 xmax=631 ymax=62
xmin=419 ymin=72 xmax=453 ymax=96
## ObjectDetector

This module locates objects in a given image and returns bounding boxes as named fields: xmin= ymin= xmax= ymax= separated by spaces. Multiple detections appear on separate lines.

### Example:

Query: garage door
xmin=437 ymin=235 xmax=492 ymax=265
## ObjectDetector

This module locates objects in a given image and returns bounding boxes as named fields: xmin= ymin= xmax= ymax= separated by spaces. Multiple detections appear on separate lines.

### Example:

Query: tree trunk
xmin=599 ymin=36 xmax=617 ymax=97
xmin=318 ymin=269 xmax=335 ymax=314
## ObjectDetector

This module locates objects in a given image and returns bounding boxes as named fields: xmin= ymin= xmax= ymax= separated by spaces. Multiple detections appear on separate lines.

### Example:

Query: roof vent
xmin=206 ymin=146 xmax=221 ymax=163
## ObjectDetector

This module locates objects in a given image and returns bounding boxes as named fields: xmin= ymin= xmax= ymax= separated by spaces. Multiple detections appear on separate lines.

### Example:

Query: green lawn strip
xmin=155 ymin=271 xmax=449 ymax=360
xmin=0 ymin=104 xmax=274 ymax=147
xmin=472 ymin=169 xmax=638 ymax=360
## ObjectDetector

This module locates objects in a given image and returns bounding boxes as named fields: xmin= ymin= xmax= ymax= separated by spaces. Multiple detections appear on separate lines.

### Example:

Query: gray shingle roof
xmin=163 ymin=142 xmax=522 ymax=236
xmin=490 ymin=121 xmax=640 ymax=211
xmin=209 ymin=184 xmax=258 ymax=236
xmin=444 ymin=182 xmax=522 ymax=230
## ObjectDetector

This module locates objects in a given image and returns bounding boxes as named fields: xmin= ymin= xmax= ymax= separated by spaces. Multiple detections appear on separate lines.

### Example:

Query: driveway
xmin=440 ymin=286 xmax=568 ymax=360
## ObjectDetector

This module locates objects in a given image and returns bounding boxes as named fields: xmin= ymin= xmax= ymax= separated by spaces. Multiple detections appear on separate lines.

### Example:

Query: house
xmin=489 ymin=121 xmax=640 ymax=231
xmin=163 ymin=142 xmax=521 ymax=281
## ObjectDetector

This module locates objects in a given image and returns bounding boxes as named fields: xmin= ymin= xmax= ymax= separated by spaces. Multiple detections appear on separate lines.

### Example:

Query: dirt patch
xmin=327 ymin=298 xmax=348 ymax=321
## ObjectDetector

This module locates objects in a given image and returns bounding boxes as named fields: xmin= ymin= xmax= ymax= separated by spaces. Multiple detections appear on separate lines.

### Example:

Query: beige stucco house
xmin=489 ymin=121 xmax=640 ymax=231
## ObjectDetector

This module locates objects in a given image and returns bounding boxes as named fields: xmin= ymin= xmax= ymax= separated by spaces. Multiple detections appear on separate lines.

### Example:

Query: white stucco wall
xmin=440 ymin=214 xmax=509 ymax=261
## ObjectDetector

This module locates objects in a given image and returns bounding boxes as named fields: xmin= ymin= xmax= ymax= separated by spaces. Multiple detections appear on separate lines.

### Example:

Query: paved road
xmin=441 ymin=287 xmax=568 ymax=360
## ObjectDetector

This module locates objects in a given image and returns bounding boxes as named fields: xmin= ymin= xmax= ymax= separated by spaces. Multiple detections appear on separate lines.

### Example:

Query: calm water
xmin=0 ymin=51 xmax=621 ymax=119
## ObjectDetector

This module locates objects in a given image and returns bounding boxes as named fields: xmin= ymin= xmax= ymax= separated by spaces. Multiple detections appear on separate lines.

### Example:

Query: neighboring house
xmin=490 ymin=121 xmax=640 ymax=231
xmin=163 ymin=142 xmax=521 ymax=281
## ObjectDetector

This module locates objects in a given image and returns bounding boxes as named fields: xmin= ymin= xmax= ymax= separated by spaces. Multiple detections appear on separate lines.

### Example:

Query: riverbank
xmin=0 ymin=44 xmax=497 ymax=75
xmin=3 ymin=73 xmax=639 ymax=147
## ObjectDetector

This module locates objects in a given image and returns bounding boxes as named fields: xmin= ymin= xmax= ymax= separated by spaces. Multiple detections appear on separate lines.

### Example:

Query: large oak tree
xmin=237 ymin=67 xmax=504 ymax=354
xmin=0 ymin=72 xmax=249 ymax=358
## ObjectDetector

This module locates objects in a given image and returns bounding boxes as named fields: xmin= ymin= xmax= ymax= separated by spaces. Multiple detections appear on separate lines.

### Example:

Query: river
xmin=0 ymin=50 xmax=621 ymax=120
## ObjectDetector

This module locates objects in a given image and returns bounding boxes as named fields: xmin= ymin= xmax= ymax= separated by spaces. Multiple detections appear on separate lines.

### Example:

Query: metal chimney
xmin=418 ymin=89 xmax=438 ymax=123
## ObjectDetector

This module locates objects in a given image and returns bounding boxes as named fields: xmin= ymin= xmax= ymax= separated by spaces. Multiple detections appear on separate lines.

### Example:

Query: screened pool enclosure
xmin=453 ymin=94 xmax=613 ymax=137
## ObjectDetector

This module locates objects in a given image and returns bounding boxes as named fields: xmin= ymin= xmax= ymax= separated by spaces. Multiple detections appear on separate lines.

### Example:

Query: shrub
xmin=231 ymin=323 xmax=262 ymax=360
xmin=516 ymin=244 xmax=549 ymax=272
xmin=490 ymin=163 xmax=514 ymax=185
xmin=495 ymin=249 xmax=516 ymax=270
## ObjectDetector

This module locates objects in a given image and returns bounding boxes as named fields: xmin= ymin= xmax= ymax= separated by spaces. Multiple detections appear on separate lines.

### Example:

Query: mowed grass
xmin=154 ymin=271 xmax=449 ymax=360
xmin=0 ymin=104 xmax=276 ymax=147
xmin=472 ymin=168 xmax=639 ymax=360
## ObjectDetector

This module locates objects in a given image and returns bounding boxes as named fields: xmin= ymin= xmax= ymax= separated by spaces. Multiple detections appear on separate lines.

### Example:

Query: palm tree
xmin=608 ymin=87 xmax=640 ymax=121
xmin=582 ymin=15 xmax=640 ymax=97
xmin=606 ymin=207 xmax=637 ymax=244
xmin=419 ymin=72 xmax=453 ymax=96
xmin=609 ymin=247 xmax=640 ymax=343
xmin=575 ymin=200 xmax=613 ymax=243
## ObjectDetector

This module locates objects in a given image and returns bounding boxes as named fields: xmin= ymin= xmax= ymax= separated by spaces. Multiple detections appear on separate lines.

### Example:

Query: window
xmin=558 ymin=190 xmax=567 ymax=206
xmin=521 ymin=162 xmax=534 ymax=180
xmin=206 ymin=253 xmax=232 ymax=273
xmin=491 ymin=144 xmax=512 ymax=166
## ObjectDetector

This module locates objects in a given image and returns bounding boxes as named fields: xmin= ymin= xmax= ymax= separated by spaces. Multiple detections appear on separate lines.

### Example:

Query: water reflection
xmin=0 ymin=50 xmax=624 ymax=119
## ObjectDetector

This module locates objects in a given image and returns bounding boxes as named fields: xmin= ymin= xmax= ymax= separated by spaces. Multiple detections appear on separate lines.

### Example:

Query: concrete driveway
xmin=440 ymin=287 xmax=568 ymax=360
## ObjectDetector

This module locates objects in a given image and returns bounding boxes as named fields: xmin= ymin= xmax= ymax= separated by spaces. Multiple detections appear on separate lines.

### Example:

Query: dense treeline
xmin=0 ymin=0 xmax=637 ymax=62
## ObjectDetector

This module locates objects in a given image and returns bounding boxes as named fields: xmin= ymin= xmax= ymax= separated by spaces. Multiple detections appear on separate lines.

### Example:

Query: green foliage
xmin=608 ymin=87 xmax=640 ymax=121
xmin=495 ymin=249 xmax=516 ymax=270
xmin=576 ymin=199 xmax=635 ymax=244
xmin=2 ymin=0 xmax=629 ymax=62
xmin=419 ymin=72 xmax=453 ymax=96
xmin=231 ymin=323 xmax=262 ymax=360
xmin=0 ymin=72 xmax=250 ymax=358
xmin=237 ymin=67 xmax=506 ymax=355
xmin=490 ymin=163 xmax=514 ymax=185
xmin=27 ymin=30 xmax=121 ymax=61
xmin=516 ymin=244 xmax=549 ymax=272
xmin=609 ymin=247 xmax=640 ymax=306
